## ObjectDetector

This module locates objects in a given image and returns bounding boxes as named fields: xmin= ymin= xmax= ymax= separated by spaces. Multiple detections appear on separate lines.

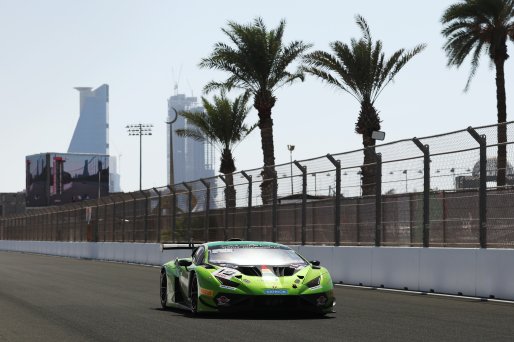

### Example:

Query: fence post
xmin=139 ymin=190 xmax=149 ymax=243
xmin=65 ymin=206 xmax=71 ymax=242
xmin=72 ymin=204 xmax=77 ymax=241
xmin=112 ymin=196 xmax=117 ymax=242
xmin=94 ymin=200 xmax=100 ymax=242
xmin=327 ymin=154 xmax=341 ymax=246
xmin=182 ymin=182 xmax=193 ymax=243
xmin=200 ymin=179 xmax=211 ymax=242
xmin=166 ymin=185 xmax=176 ymax=242
xmin=121 ymin=196 xmax=126 ymax=242
xmin=294 ymin=161 xmax=307 ymax=245
xmin=367 ymin=149 xmax=382 ymax=247
xmin=241 ymin=171 xmax=252 ymax=241
xmin=219 ymin=176 xmax=229 ymax=241
xmin=153 ymin=187 xmax=162 ymax=243
xmin=467 ymin=127 xmax=487 ymax=248
xmin=272 ymin=173 xmax=278 ymax=243
xmin=103 ymin=199 xmax=108 ymax=242
xmin=128 ymin=192 xmax=136 ymax=242
xmin=413 ymin=138 xmax=431 ymax=247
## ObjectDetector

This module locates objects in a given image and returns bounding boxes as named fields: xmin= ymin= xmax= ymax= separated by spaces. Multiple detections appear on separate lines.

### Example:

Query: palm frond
xmin=441 ymin=0 xmax=514 ymax=90
xmin=304 ymin=15 xmax=424 ymax=106
xmin=200 ymin=17 xmax=309 ymax=103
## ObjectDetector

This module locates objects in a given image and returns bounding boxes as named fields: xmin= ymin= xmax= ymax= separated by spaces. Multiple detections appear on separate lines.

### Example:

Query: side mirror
xmin=178 ymin=259 xmax=193 ymax=267
xmin=310 ymin=260 xmax=321 ymax=266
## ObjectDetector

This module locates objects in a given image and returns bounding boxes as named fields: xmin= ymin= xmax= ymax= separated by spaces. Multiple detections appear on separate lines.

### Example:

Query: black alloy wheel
xmin=160 ymin=269 xmax=168 ymax=308
xmin=190 ymin=273 xmax=199 ymax=315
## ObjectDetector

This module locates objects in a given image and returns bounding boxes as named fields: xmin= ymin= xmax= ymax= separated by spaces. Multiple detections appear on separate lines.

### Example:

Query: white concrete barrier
xmin=1 ymin=240 xmax=513 ymax=301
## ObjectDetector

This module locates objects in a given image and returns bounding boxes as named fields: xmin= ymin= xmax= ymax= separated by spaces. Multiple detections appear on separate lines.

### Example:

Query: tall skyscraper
xmin=68 ymin=85 xmax=109 ymax=154
xmin=167 ymin=93 xmax=216 ymax=185
xmin=67 ymin=84 xmax=121 ymax=192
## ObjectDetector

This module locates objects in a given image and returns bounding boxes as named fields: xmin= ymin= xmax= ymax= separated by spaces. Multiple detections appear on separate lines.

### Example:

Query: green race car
xmin=160 ymin=240 xmax=336 ymax=315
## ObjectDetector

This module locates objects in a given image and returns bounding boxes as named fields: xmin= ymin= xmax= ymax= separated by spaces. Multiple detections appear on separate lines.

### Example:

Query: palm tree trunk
xmin=224 ymin=173 xmax=236 ymax=209
xmin=220 ymin=148 xmax=236 ymax=208
xmin=255 ymin=91 xmax=277 ymax=205
xmin=361 ymin=134 xmax=376 ymax=196
xmin=356 ymin=101 xmax=381 ymax=196
xmin=495 ymin=57 xmax=507 ymax=187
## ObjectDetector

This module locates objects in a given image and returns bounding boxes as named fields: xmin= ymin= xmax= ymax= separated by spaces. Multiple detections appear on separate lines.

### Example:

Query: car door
xmin=178 ymin=246 xmax=204 ymax=298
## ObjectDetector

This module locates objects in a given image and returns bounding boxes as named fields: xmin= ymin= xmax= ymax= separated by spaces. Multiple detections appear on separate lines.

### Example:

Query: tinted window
xmin=193 ymin=246 xmax=205 ymax=265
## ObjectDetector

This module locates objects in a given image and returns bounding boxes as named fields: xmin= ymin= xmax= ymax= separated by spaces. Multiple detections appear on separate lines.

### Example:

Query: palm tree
xmin=441 ymin=0 xmax=514 ymax=187
xmin=175 ymin=91 xmax=256 ymax=208
xmin=199 ymin=17 xmax=311 ymax=204
xmin=303 ymin=15 xmax=425 ymax=196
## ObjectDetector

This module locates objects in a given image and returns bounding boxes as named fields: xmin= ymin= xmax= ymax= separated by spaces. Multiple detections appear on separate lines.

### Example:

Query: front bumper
xmin=210 ymin=292 xmax=335 ymax=313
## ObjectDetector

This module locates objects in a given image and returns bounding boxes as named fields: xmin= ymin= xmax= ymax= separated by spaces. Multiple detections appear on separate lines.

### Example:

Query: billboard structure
xmin=26 ymin=152 xmax=109 ymax=207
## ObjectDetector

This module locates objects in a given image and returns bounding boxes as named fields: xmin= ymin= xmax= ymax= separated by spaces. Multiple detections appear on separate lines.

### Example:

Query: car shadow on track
xmin=154 ymin=307 xmax=334 ymax=320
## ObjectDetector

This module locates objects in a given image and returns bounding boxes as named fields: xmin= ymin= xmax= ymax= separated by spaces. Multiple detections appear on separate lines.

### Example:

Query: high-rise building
xmin=67 ymin=84 xmax=121 ymax=192
xmin=167 ymin=93 xmax=216 ymax=185
xmin=68 ymin=85 xmax=109 ymax=154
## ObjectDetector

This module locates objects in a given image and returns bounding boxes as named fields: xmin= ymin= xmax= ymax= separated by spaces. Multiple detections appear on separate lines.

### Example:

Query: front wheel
xmin=160 ymin=269 xmax=168 ymax=309
xmin=190 ymin=273 xmax=199 ymax=315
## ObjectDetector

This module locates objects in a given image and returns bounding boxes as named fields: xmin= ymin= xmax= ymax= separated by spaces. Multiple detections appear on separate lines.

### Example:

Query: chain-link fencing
xmin=2 ymin=122 xmax=514 ymax=248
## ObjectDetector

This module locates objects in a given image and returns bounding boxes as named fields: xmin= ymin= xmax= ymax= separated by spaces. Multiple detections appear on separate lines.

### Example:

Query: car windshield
xmin=207 ymin=245 xmax=307 ymax=266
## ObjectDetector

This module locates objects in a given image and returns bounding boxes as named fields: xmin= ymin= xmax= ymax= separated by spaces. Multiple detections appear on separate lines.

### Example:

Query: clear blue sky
xmin=1 ymin=0 xmax=512 ymax=192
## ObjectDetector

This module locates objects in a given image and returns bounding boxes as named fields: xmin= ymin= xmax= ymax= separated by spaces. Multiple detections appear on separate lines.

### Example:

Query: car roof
xmin=204 ymin=241 xmax=288 ymax=249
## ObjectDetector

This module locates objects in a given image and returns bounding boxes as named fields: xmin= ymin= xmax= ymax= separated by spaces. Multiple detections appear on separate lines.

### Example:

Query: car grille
xmin=272 ymin=266 xmax=297 ymax=277
xmin=213 ymin=293 xmax=332 ymax=313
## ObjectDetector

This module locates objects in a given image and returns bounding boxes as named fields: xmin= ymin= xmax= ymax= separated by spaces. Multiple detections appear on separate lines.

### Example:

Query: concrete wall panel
xmin=419 ymin=248 xmax=476 ymax=296
xmin=332 ymin=247 xmax=373 ymax=286
xmin=476 ymin=248 xmax=514 ymax=300
xmin=371 ymin=247 xmax=420 ymax=290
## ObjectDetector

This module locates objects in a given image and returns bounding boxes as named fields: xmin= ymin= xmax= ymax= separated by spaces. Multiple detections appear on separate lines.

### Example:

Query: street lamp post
xmin=166 ymin=107 xmax=179 ymax=187
xmin=126 ymin=124 xmax=153 ymax=190
xmin=287 ymin=145 xmax=295 ymax=195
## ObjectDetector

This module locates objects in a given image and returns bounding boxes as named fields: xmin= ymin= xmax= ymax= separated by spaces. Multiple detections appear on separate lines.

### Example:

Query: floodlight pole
xmin=126 ymin=123 xmax=153 ymax=190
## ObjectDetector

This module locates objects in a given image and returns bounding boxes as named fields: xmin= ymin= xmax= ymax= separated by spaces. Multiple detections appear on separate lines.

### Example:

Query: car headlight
xmin=305 ymin=276 xmax=321 ymax=288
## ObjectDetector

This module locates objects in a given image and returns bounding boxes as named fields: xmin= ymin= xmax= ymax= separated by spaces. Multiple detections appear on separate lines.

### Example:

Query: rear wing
xmin=160 ymin=243 xmax=196 ymax=252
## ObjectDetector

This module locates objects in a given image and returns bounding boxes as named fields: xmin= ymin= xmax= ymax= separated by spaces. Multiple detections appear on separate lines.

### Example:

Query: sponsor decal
xmin=309 ymin=285 xmax=322 ymax=291
xmin=219 ymin=285 xmax=237 ymax=291
xmin=261 ymin=265 xmax=274 ymax=275
xmin=316 ymin=295 xmax=328 ymax=306
xmin=211 ymin=249 xmax=233 ymax=254
xmin=264 ymin=289 xmax=288 ymax=295
xmin=217 ymin=296 xmax=230 ymax=305
xmin=261 ymin=265 xmax=279 ymax=281
xmin=199 ymin=287 xmax=214 ymax=297
xmin=212 ymin=267 xmax=240 ymax=280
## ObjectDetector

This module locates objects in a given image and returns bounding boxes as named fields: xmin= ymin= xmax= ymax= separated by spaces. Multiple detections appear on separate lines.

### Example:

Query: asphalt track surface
xmin=1 ymin=251 xmax=514 ymax=342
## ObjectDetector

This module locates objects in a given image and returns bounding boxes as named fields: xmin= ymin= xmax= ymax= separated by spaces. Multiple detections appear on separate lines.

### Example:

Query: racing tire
xmin=160 ymin=269 xmax=168 ymax=309
xmin=189 ymin=273 xmax=199 ymax=315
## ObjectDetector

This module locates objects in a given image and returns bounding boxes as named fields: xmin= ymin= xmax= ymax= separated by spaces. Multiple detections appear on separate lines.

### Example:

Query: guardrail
xmin=2 ymin=122 xmax=514 ymax=248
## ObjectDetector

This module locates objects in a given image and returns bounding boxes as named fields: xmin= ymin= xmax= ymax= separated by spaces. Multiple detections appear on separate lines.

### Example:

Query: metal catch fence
xmin=2 ymin=122 xmax=514 ymax=248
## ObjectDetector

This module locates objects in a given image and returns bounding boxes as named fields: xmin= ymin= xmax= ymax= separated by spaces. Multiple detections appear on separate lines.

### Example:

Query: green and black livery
xmin=160 ymin=240 xmax=335 ymax=315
